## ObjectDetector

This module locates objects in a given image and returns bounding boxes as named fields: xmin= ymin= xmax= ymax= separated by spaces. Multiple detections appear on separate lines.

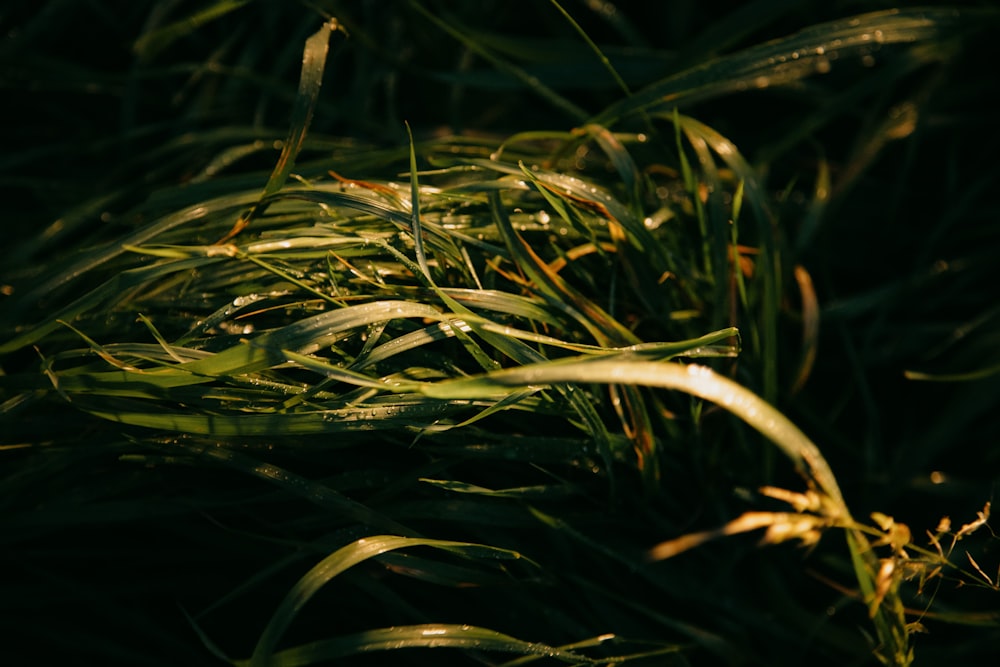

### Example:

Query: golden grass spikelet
xmin=649 ymin=510 xmax=831 ymax=561
xmin=955 ymin=502 xmax=991 ymax=541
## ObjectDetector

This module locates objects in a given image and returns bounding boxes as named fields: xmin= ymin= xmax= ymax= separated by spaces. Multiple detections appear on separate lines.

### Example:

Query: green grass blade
xmin=408 ymin=0 xmax=589 ymax=123
xmin=247 ymin=536 xmax=527 ymax=666
xmin=38 ymin=300 xmax=447 ymax=395
xmin=548 ymin=0 xmax=631 ymax=96
xmin=246 ymin=624 xmax=589 ymax=667
xmin=420 ymin=355 xmax=846 ymax=508
xmin=228 ymin=19 xmax=343 ymax=241
xmin=665 ymin=111 xmax=781 ymax=400
xmin=176 ymin=444 xmax=416 ymax=537
xmin=405 ymin=122 xmax=432 ymax=280
xmin=133 ymin=0 xmax=251 ymax=61
xmin=591 ymin=8 xmax=979 ymax=126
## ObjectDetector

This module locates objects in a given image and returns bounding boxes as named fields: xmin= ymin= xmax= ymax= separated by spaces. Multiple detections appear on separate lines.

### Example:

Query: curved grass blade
xmin=245 ymin=624 xmax=590 ymax=667
xmin=591 ymin=8 xmax=982 ymax=126
xmin=420 ymin=355 xmax=846 ymax=508
xmin=247 ymin=536 xmax=528 ymax=666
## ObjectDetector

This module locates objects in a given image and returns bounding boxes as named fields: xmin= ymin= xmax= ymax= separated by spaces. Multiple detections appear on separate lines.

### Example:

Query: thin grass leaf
xmin=246 ymin=623 xmax=594 ymax=667
xmin=548 ymin=0 xmax=630 ymax=96
xmin=405 ymin=122 xmax=432 ymax=280
xmin=408 ymin=1 xmax=589 ymax=123
xmin=591 ymin=8 xmax=982 ymax=126
xmin=419 ymin=478 xmax=579 ymax=500
xmin=222 ymin=19 xmax=342 ymax=242
xmin=133 ymin=0 xmax=251 ymax=61
xmin=177 ymin=444 xmax=416 ymax=537
xmin=79 ymin=395 xmax=514 ymax=436
xmin=247 ymin=536 xmax=528 ymax=666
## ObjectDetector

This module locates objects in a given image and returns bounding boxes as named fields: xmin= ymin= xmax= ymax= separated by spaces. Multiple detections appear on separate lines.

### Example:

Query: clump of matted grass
xmin=3 ymin=4 xmax=999 ymax=666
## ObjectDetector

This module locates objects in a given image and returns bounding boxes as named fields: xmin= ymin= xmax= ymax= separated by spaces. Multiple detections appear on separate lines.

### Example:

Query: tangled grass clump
xmin=2 ymin=3 xmax=999 ymax=665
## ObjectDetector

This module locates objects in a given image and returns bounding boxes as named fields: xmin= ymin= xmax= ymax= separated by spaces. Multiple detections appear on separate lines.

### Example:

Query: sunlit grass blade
xmin=592 ymin=8 xmax=983 ymax=126
xmin=246 ymin=535 xmax=528 ymax=666
xmin=244 ymin=624 xmax=594 ymax=667
xmin=34 ymin=300 xmax=446 ymax=395
xmin=420 ymin=355 xmax=846 ymax=507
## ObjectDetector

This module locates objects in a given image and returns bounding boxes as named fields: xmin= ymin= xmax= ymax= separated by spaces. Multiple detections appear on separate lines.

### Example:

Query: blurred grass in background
xmin=2 ymin=1 xmax=999 ymax=665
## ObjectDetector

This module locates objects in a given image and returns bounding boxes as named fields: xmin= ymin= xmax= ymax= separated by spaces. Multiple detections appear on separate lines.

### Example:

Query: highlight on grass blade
xmin=419 ymin=355 xmax=847 ymax=508
xmin=243 ymin=624 xmax=589 ymax=666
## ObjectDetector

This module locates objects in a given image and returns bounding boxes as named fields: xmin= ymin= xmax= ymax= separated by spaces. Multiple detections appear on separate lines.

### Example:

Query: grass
xmin=2 ymin=2 xmax=1000 ymax=665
